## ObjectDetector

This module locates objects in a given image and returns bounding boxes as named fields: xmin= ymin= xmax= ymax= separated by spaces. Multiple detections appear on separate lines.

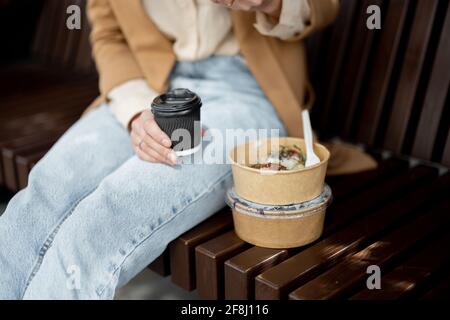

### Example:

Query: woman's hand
xmin=212 ymin=0 xmax=282 ymax=19
xmin=130 ymin=110 xmax=178 ymax=165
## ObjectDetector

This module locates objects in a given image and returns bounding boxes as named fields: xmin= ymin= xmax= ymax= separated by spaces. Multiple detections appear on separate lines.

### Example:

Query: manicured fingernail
xmin=168 ymin=152 xmax=177 ymax=164
xmin=162 ymin=138 xmax=172 ymax=147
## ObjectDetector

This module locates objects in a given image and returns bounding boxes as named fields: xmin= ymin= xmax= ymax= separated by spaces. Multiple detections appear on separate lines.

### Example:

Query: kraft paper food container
xmin=226 ymin=185 xmax=332 ymax=249
xmin=229 ymin=137 xmax=330 ymax=205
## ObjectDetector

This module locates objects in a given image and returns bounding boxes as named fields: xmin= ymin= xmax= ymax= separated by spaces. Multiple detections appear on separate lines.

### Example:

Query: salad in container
xmin=229 ymin=137 xmax=330 ymax=205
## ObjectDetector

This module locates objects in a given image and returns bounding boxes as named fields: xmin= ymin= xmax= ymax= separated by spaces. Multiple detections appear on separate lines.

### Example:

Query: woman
xmin=0 ymin=0 xmax=371 ymax=299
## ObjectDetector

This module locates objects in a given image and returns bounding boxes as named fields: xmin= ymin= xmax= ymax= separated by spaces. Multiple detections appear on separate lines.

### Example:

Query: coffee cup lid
xmin=152 ymin=88 xmax=202 ymax=114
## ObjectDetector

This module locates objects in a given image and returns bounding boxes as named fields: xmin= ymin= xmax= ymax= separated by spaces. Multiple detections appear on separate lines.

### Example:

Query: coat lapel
xmin=231 ymin=11 xmax=304 ymax=137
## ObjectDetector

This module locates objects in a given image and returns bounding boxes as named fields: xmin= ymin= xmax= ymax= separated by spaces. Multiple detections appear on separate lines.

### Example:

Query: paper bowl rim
xmin=228 ymin=138 xmax=330 ymax=175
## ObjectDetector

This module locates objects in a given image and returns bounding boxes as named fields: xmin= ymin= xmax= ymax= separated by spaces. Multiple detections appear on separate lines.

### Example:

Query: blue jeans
xmin=0 ymin=56 xmax=286 ymax=299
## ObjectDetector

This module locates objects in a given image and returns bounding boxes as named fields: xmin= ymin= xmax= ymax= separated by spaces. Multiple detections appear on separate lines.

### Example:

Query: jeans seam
xmin=21 ymin=187 xmax=99 ymax=299
xmin=97 ymin=170 xmax=232 ymax=298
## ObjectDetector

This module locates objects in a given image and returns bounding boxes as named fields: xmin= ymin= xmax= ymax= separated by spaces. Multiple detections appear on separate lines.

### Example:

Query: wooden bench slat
xmin=421 ymin=274 xmax=450 ymax=300
xmin=2 ymin=136 xmax=60 ymax=191
xmin=2 ymin=104 xmax=85 ymax=136
xmin=170 ymin=210 xmax=233 ymax=291
xmin=412 ymin=2 xmax=450 ymax=160
xmin=43 ymin=0 xmax=68 ymax=65
xmin=326 ymin=165 xmax=437 ymax=233
xmin=339 ymin=0 xmax=383 ymax=138
xmin=0 ymin=79 xmax=97 ymax=118
xmin=1 ymin=117 xmax=76 ymax=145
xmin=444 ymin=133 xmax=450 ymax=167
xmin=0 ymin=71 xmax=96 ymax=104
xmin=351 ymin=232 xmax=450 ymax=300
xmin=288 ymin=199 xmax=450 ymax=300
xmin=327 ymin=158 xmax=407 ymax=201
xmin=195 ymin=231 xmax=251 ymax=299
xmin=1 ymin=97 xmax=91 ymax=146
xmin=0 ymin=70 xmax=96 ymax=98
xmin=1 ymin=114 xmax=88 ymax=191
xmin=0 ymin=84 xmax=96 ymax=191
xmin=225 ymin=247 xmax=290 ymax=300
xmin=257 ymin=170 xmax=445 ymax=300
xmin=0 ymin=129 xmax=67 ymax=187
xmin=52 ymin=0 xmax=75 ymax=66
xmin=356 ymin=0 xmax=410 ymax=145
xmin=254 ymin=166 xmax=440 ymax=300
xmin=0 ymin=89 xmax=97 ymax=142
xmin=317 ymin=0 xmax=360 ymax=134
xmin=0 ymin=115 xmax=79 ymax=148
xmin=148 ymin=249 xmax=171 ymax=277
xmin=32 ymin=0 xmax=58 ymax=59
xmin=0 ymin=91 xmax=96 ymax=138
xmin=384 ymin=0 xmax=439 ymax=153
xmin=16 ymin=150 xmax=48 ymax=190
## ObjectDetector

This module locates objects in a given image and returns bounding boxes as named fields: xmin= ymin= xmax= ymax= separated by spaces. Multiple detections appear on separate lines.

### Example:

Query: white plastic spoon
xmin=302 ymin=110 xmax=321 ymax=167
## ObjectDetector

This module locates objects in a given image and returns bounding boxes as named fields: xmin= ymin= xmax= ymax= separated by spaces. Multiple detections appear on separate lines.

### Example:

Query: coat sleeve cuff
xmin=254 ymin=0 xmax=311 ymax=40
xmin=107 ymin=79 xmax=158 ymax=129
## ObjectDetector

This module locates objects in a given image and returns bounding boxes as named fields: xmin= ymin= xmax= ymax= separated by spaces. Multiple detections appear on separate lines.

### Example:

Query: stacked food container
xmin=226 ymin=137 xmax=332 ymax=249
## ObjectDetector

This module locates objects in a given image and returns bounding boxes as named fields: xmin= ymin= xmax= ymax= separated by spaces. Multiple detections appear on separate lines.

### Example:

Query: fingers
xmin=130 ymin=110 xmax=177 ymax=165
xmin=131 ymin=130 xmax=177 ymax=165
xmin=135 ymin=147 xmax=157 ymax=163
xmin=139 ymin=141 xmax=170 ymax=164
xmin=141 ymin=111 xmax=172 ymax=148
xmin=143 ymin=134 xmax=177 ymax=164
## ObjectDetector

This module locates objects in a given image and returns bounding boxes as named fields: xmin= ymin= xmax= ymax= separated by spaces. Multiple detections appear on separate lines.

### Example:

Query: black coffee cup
xmin=151 ymin=88 xmax=202 ymax=156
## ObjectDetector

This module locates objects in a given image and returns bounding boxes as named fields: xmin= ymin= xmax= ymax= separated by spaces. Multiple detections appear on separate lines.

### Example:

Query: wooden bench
xmin=1 ymin=0 xmax=450 ymax=300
